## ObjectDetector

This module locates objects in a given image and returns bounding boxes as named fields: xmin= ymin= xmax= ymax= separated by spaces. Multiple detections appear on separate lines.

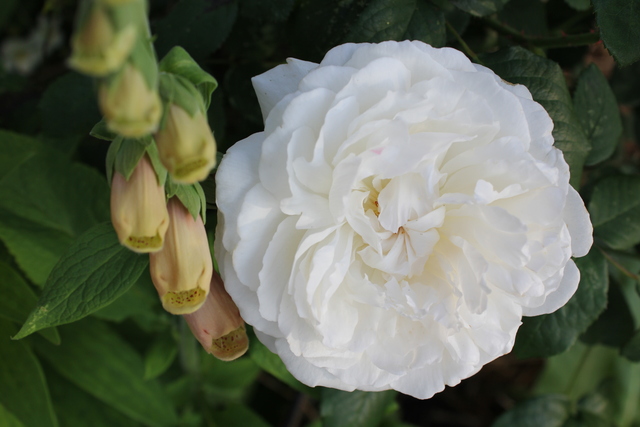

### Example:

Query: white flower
xmin=214 ymin=41 xmax=593 ymax=399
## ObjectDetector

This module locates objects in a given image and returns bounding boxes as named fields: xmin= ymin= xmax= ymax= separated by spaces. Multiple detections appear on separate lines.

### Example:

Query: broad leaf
xmin=514 ymin=250 xmax=608 ymax=358
xmin=143 ymin=334 xmax=177 ymax=380
xmin=592 ymin=0 xmax=640 ymax=66
xmin=581 ymin=283 xmax=635 ymax=348
xmin=0 ymin=320 xmax=57 ymax=427
xmin=0 ymin=130 xmax=43 ymax=181
xmin=0 ymin=152 xmax=109 ymax=285
xmin=450 ymin=0 xmax=510 ymax=16
xmin=0 ymin=261 xmax=60 ymax=344
xmin=14 ymin=223 xmax=149 ymax=340
xmin=153 ymin=0 xmax=238 ymax=61
xmin=482 ymin=47 xmax=590 ymax=188
xmin=574 ymin=64 xmax=622 ymax=166
xmin=34 ymin=318 xmax=178 ymax=427
xmin=321 ymin=389 xmax=397 ymax=427
xmin=0 ymin=403 xmax=25 ymax=427
xmin=589 ymin=175 xmax=640 ymax=250
xmin=212 ymin=404 xmax=270 ymax=427
xmin=344 ymin=0 xmax=446 ymax=48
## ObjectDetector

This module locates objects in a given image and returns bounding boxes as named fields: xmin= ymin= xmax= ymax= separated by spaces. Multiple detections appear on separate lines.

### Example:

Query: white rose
xmin=215 ymin=41 xmax=593 ymax=399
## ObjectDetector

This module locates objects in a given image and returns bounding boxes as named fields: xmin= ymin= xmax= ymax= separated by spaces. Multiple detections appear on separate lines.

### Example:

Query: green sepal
xmin=127 ymin=26 xmax=159 ymax=91
xmin=90 ymin=118 xmax=119 ymax=142
xmin=158 ymin=72 xmax=205 ymax=117
xmin=106 ymin=136 xmax=166 ymax=186
xmin=145 ymin=141 xmax=168 ymax=187
xmin=158 ymin=46 xmax=218 ymax=110
xmin=165 ymin=177 xmax=206 ymax=223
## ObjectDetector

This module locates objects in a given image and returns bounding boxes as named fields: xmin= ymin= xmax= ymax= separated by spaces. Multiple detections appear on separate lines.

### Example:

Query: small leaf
xmin=492 ymin=394 xmax=571 ymax=427
xmin=514 ymin=250 xmax=608 ymax=358
xmin=321 ymin=389 xmax=397 ymax=427
xmin=0 ymin=152 xmax=109 ymax=285
xmin=33 ymin=318 xmax=178 ymax=427
xmin=589 ymin=175 xmax=640 ymax=250
xmin=90 ymin=119 xmax=118 ymax=142
xmin=581 ymin=283 xmax=635 ymax=348
xmin=153 ymin=0 xmax=239 ymax=61
xmin=0 ymin=261 xmax=60 ymax=344
xmin=592 ymin=0 xmax=640 ymax=66
xmin=0 ymin=320 xmax=58 ymax=427
xmin=574 ymin=64 xmax=622 ymax=166
xmin=482 ymin=47 xmax=591 ymax=188
xmin=450 ymin=0 xmax=510 ymax=17
xmin=344 ymin=0 xmax=446 ymax=48
xmin=13 ymin=222 xmax=149 ymax=340
xmin=143 ymin=334 xmax=178 ymax=380
xmin=158 ymin=47 xmax=218 ymax=110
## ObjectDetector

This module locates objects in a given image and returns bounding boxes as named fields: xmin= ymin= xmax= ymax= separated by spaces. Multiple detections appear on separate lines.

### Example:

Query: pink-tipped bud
xmin=149 ymin=198 xmax=212 ymax=315
xmin=110 ymin=155 xmax=169 ymax=253
xmin=184 ymin=271 xmax=248 ymax=361
xmin=154 ymin=104 xmax=216 ymax=184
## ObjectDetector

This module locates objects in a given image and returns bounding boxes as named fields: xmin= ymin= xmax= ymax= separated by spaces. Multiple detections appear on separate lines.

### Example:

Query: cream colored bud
xmin=154 ymin=104 xmax=216 ymax=184
xmin=183 ymin=271 xmax=248 ymax=361
xmin=68 ymin=4 xmax=136 ymax=76
xmin=110 ymin=155 xmax=169 ymax=252
xmin=150 ymin=198 xmax=212 ymax=315
xmin=99 ymin=63 xmax=162 ymax=137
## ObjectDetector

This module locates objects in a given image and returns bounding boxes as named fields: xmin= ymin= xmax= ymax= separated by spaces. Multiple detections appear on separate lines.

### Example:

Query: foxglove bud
xmin=154 ymin=104 xmax=216 ymax=184
xmin=150 ymin=198 xmax=212 ymax=315
xmin=184 ymin=271 xmax=248 ymax=361
xmin=98 ymin=63 xmax=162 ymax=137
xmin=68 ymin=3 xmax=136 ymax=76
xmin=110 ymin=155 xmax=169 ymax=252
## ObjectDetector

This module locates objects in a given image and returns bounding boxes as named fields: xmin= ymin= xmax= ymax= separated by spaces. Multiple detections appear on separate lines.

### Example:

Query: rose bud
xmin=149 ymin=197 xmax=212 ymax=315
xmin=110 ymin=155 xmax=169 ymax=253
xmin=183 ymin=271 xmax=248 ymax=361
xmin=98 ymin=63 xmax=162 ymax=137
xmin=154 ymin=104 xmax=216 ymax=184
xmin=68 ymin=3 xmax=136 ymax=76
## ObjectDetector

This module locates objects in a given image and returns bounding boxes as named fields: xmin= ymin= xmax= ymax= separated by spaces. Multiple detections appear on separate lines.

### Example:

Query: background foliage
xmin=1 ymin=0 xmax=640 ymax=426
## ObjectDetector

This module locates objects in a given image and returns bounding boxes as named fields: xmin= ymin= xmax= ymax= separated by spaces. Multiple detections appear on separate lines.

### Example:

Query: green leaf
xmin=0 ymin=152 xmax=109 ymax=285
xmin=0 ymin=261 xmax=60 ymax=344
xmin=498 ymin=0 xmax=547 ymax=37
xmin=0 ymin=320 xmax=57 ymax=427
xmin=321 ymin=389 xmax=397 ymax=427
xmin=248 ymin=329 xmax=319 ymax=398
xmin=574 ymin=64 xmax=622 ymax=166
xmin=589 ymin=175 xmax=640 ymax=250
xmin=622 ymin=328 xmax=640 ymax=362
xmin=481 ymin=47 xmax=590 ymax=188
xmin=239 ymin=0 xmax=295 ymax=23
xmin=13 ymin=222 xmax=149 ymax=340
xmin=166 ymin=179 xmax=205 ymax=221
xmin=47 ymin=369 xmax=141 ymax=427
xmin=39 ymin=72 xmax=101 ymax=138
xmin=581 ymin=283 xmax=635 ymax=348
xmin=158 ymin=46 xmax=218 ymax=110
xmin=492 ymin=395 xmax=571 ymax=427
xmin=564 ymin=0 xmax=591 ymax=11
xmin=450 ymin=0 xmax=510 ymax=17
xmin=143 ymin=334 xmax=177 ymax=380
xmin=201 ymin=354 xmax=261 ymax=402
xmin=344 ymin=0 xmax=446 ymax=48
xmin=111 ymin=137 xmax=149 ymax=181
xmin=514 ymin=250 xmax=608 ymax=358
xmin=0 ymin=403 xmax=26 ymax=427
xmin=0 ymin=130 xmax=44 ymax=181
xmin=592 ymin=0 xmax=640 ymax=66
xmin=33 ymin=318 xmax=178 ymax=427
xmin=211 ymin=403 xmax=271 ymax=427
xmin=90 ymin=119 xmax=118 ymax=142
xmin=92 ymin=270 xmax=159 ymax=323
xmin=153 ymin=0 xmax=239 ymax=61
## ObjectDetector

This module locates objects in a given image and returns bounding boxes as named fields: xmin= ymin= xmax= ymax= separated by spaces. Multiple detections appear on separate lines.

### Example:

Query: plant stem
xmin=481 ymin=16 xmax=601 ymax=48
xmin=446 ymin=21 xmax=483 ymax=65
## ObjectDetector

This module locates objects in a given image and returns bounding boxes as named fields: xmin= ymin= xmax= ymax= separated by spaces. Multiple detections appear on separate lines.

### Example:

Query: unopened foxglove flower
xmin=110 ymin=155 xmax=168 ymax=252
xmin=215 ymin=41 xmax=593 ymax=399
xmin=183 ymin=271 xmax=249 ymax=361
xmin=150 ymin=197 xmax=212 ymax=315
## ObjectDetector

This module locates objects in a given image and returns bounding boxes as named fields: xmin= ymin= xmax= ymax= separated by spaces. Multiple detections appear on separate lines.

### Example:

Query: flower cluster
xmin=215 ymin=41 xmax=593 ymax=398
